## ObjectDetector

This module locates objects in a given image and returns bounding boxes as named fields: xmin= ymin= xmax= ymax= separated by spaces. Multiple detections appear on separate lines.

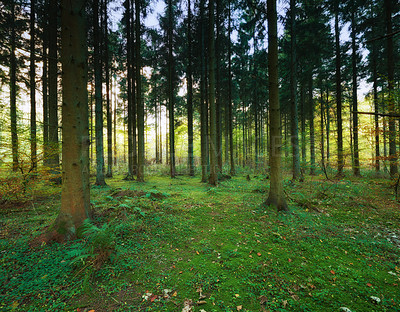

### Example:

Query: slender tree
xmin=208 ymin=0 xmax=218 ymax=186
xmin=264 ymin=0 xmax=288 ymax=212
xmin=187 ymin=0 xmax=195 ymax=176
xmin=30 ymin=0 xmax=37 ymax=171
xmin=136 ymin=0 xmax=145 ymax=181
xmin=289 ymin=0 xmax=300 ymax=180
xmin=104 ymin=0 xmax=113 ymax=178
xmin=167 ymin=0 xmax=176 ymax=178
xmin=200 ymin=0 xmax=208 ymax=182
xmin=351 ymin=10 xmax=361 ymax=176
xmin=93 ymin=0 xmax=106 ymax=185
xmin=42 ymin=0 xmax=49 ymax=166
xmin=228 ymin=0 xmax=235 ymax=176
xmin=385 ymin=0 xmax=397 ymax=176
xmin=335 ymin=5 xmax=344 ymax=176
xmin=309 ymin=77 xmax=315 ymax=175
xmin=124 ymin=0 xmax=135 ymax=179
xmin=10 ymin=0 xmax=18 ymax=172
xmin=48 ymin=0 xmax=60 ymax=170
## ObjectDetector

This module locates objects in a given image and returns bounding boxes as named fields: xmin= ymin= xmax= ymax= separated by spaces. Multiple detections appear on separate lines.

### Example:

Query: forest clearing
xmin=1 ymin=0 xmax=400 ymax=310
xmin=1 ymin=172 xmax=400 ymax=311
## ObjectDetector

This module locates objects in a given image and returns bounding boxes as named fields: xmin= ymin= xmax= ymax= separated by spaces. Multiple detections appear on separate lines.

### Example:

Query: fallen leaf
xmin=367 ymin=283 xmax=373 ymax=287
xmin=172 ymin=291 xmax=178 ymax=297
xmin=288 ymin=258 xmax=292 ymax=262
xmin=237 ymin=305 xmax=243 ymax=311
xmin=259 ymin=295 xmax=268 ymax=305
xmin=235 ymin=294 xmax=240 ymax=298
xmin=150 ymin=295 xmax=158 ymax=302
xmin=88 ymin=310 xmax=95 ymax=312
xmin=257 ymin=252 xmax=262 ymax=256
xmin=330 ymin=270 xmax=335 ymax=275
xmin=182 ymin=299 xmax=193 ymax=312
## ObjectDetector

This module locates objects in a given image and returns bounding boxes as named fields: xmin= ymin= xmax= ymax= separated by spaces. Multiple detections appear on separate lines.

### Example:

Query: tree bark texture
xmin=264 ymin=0 xmax=288 ymax=212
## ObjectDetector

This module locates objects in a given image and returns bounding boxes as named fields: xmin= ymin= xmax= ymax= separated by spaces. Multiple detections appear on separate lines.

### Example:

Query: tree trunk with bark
xmin=93 ymin=0 xmax=106 ymax=185
xmin=351 ymin=11 xmax=360 ymax=176
xmin=30 ymin=0 xmax=37 ymax=171
xmin=264 ymin=0 xmax=288 ymax=212
xmin=168 ymin=0 xmax=176 ymax=178
xmin=200 ymin=0 xmax=208 ymax=182
xmin=104 ymin=0 xmax=113 ymax=178
xmin=10 ymin=0 xmax=18 ymax=172
xmin=136 ymin=0 xmax=145 ymax=182
xmin=187 ymin=0 xmax=194 ymax=176
xmin=208 ymin=0 xmax=218 ymax=186
xmin=52 ymin=0 xmax=90 ymax=241
xmin=385 ymin=0 xmax=397 ymax=176
xmin=335 ymin=8 xmax=344 ymax=176
xmin=290 ymin=0 xmax=300 ymax=180
xmin=42 ymin=2 xmax=49 ymax=166
xmin=48 ymin=0 xmax=60 ymax=170
xmin=228 ymin=0 xmax=235 ymax=176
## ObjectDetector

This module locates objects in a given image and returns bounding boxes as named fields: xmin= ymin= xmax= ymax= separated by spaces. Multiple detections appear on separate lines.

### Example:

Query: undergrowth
xmin=0 ymin=171 xmax=399 ymax=311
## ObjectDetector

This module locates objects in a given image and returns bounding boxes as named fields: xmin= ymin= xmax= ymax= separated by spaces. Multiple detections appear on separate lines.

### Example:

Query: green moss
xmin=1 ymin=173 xmax=399 ymax=311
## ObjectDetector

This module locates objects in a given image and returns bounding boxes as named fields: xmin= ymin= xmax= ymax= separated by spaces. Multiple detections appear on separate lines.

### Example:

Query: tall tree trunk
xmin=351 ymin=11 xmax=360 ymax=176
xmin=187 ymin=0 xmax=194 ymax=176
xmin=326 ymin=88 xmax=330 ymax=165
xmin=166 ymin=104 xmax=169 ymax=164
xmin=372 ymin=52 xmax=380 ymax=172
xmin=168 ymin=0 xmax=176 ymax=178
xmin=208 ymin=0 xmax=218 ymax=186
xmin=42 ymin=2 xmax=49 ymax=166
xmin=30 ymin=0 xmax=37 ymax=171
xmin=243 ymin=99 xmax=246 ymax=167
xmin=155 ymin=96 xmax=159 ymax=163
xmin=290 ymin=0 xmax=300 ymax=180
xmin=158 ymin=102 xmax=162 ymax=163
xmin=125 ymin=0 xmax=134 ymax=179
xmin=320 ymin=88 xmax=325 ymax=169
xmin=93 ymin=0 xmax=106 ymax=185
xmin=215 ymin=0 xmax=222 ymax=172
xmin=228 ymin=0 xmax=235 ymax=176
xmin=264 ymin=0 xmax=288 ymax=212
xmin=383 ymin=95 xmax=388 ymax=173
xmin=385 ymin=0 xmax=397 ymax=176
xmin=200 ymin=0 xmax=208 ymax=182
xmin=309 ymin=77 xmax=315 ymax=175
xmin=136 ymin=0 xmax=144 ymax=181
xmin=10 ymin=0 xmax=18 ymax=172
xmin=48 ymin=0 xmax=60 ymax=170
xmin=113 ymin=74 xmax=117 ymax=166
xmin=104 ymin=0 xmax=113 ymax=178
xmin=90 ymin=80 xmax=94 ymax=166
xmin=253 ymin=36 xmax=259 ymax=168
xmin=54 ymin=0 xmax=90 ymax=240
xmin=131 ymin=0 xmax=137 ymax=176
xmin=300 ymin=83 xmax=306 ymax=167
xmin=335 ymin=8 xmax=344 ymax=176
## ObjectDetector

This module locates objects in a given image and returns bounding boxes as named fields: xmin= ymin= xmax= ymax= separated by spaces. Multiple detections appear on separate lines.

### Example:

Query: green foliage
xmin=1 ymin=174 xmax=400 ymax=311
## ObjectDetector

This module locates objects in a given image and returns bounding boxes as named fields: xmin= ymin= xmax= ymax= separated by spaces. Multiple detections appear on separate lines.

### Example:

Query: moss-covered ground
xmin=1 ymin=171 xmax=399 ymax=311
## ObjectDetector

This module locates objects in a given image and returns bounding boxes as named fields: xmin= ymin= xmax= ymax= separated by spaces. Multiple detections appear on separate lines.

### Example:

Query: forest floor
xmin=1 ymin=169 xmax=400 ymax=311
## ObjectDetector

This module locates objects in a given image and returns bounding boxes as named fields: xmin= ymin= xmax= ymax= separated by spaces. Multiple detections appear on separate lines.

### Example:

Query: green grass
xmin=1 ymin=172 xmax=400 ymax=311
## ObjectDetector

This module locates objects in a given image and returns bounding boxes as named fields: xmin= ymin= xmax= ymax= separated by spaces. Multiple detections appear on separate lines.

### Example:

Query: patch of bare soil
xmin=111 ymin=189 xmax=146 ymax=198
